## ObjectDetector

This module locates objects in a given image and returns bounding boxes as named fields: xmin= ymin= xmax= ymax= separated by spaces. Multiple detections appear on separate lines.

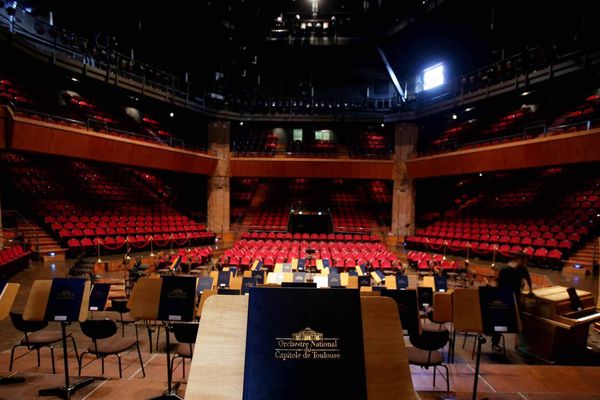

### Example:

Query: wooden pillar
xmin=207 ymin=121 xmax=230 ymax=237
xmin=391 ymin=123 xmax=418 ymax=240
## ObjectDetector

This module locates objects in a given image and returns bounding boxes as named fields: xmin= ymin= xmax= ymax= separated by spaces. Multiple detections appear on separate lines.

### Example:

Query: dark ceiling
xmin=21 ymin=0 xmax=600 ymax=97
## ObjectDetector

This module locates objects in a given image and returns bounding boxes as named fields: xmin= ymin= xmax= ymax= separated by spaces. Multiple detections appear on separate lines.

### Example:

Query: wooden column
xmin=207 ymin=121 xmax=231 ymax=237
xmin=391 ymin=123 xmax=418 ymax=239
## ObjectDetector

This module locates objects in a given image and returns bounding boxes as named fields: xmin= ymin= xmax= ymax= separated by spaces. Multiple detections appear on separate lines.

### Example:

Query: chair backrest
xmin=452 ymin=288 xmax=483 ymax=333
xmin=172 ymin=322 xmax=200 ymax=344
xmin=196 ymin=290 xmax=217 ymax=319
xmin=80 ymin=319 xmax=118 ymax=340
xmin=410 ymin=328 xmax=450 ymax=352
xmin=10 ymin=312 xmax=48 ymax=333
xmin=432 ymin=292 xmax=453 ymax=323
xmin=111 ymin=298 xmax=130 ymax=314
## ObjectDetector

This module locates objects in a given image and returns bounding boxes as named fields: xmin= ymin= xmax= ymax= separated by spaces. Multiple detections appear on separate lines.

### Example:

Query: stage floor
xmin=0 ymin=256 xmax=599 ymax=399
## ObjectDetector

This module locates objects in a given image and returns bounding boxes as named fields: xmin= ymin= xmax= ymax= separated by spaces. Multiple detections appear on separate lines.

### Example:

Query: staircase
xmin=566 ymin=237 xmax=599 ymax=271
xmin=17 ymin=219 xmax=68 ymax=261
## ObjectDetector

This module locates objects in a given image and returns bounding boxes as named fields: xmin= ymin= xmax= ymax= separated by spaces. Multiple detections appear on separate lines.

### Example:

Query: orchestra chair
xmin=9 ymin=312 xmax=79 ymax=374
xmin=78 ymin=318 xmax=145 ymax=378
xmin=196 ymin=290 xmax=217 ymax=321
xmin=451 ymin=288 xmax=483 ymax=362
xmin=407 ymin=328 xmax=451 ymax=391
xmin=171 ymin=322 xmax=200 ymax=378
xmin=111 ymin=298 xmax=139 ymax=338
xmin=422 ymin=276 xmax=435 ymax=289
xmin=230 ymin=277 xmax=243 ymax=291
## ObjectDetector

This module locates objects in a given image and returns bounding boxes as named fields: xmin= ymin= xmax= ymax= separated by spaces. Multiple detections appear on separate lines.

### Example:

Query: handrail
xmin=1 ymin=209 xmax=39 ymax=252
xmin=419 ymin=118 xmax=600 ymax=156
xmin=11 ymin=107 xmax=211 ymax=154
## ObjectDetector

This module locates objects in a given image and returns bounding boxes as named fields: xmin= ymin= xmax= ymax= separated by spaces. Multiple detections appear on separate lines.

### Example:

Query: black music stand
xmin=33 ymin=278 xmax=94 ymax=399
xmin=472 ymin=286 xmax=520 ymax=400
xmin=131 ymin=276 xmax=196 ymax=400
xmin=0 ymin=281 xmax=25 ymax=385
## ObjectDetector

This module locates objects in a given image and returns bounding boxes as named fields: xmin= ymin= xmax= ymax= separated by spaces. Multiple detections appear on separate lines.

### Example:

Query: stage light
xmin=465 ymin=107 xmax=474 ymax=112
xmin=276 ymin=15 xmax=283 ymax=23
xmin=323 ymin=22 xmax=329 ymax=29
xmin=479 ymin=173 xmax=483 ymax=177
xmin=240 ymin=121 xmax=244 ymax=126
xmin=452 ymin=114 xmax=457 ymax=120
xmin=521 ymin=91 xmax=531 ymax=96
xmin=423 ymin=63 xmax=445 ymax=91
xmin=169 ymin=112 xmax=174 ymax=117
xmin=49 ymin=252 xmax=56 ymax=257
xmin=381 ymin=123 xmax=385 ymax=127
xmin=301 ymin=23 xmax=307 ymax=30
xmin=296 ymin=14 xmax=301 ymax=20
xmin=71 ymin=77 xmax=79 ymax=82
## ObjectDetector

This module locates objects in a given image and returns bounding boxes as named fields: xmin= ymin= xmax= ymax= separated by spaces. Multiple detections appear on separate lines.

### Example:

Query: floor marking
xmin=467 ymin=364 xmax=496 ymax=393
xmin=128 ymin=353 xmax=157 ymax=380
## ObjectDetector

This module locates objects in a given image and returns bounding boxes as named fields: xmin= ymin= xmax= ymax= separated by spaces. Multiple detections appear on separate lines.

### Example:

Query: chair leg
xmin=78 ymin=352 xmax=89 ymax=376
xmin=117 ymin=355 xmax=123 ymax=379
xmin=50 ymin=346 xmax=56 ymax=374
xmin=70 ymin=335 xmax=80 ymax=367
xmin=433 ymin=366 xmax=437 ymax=387
xmin=101 ymin=356 xmax=105 ymax=375
xmin=36 ymin=348 xmax=41 ymax=367
xmin=156 ymin=325 xmax=161 ymax=351
xmin=9 ymin=345 xmax=19 ymax=371
xmin=146 ymin=323 xmax=153 ymax=353
xmin=182 ymin=358 xmax=185 ymax=379
xmin=136 ymin=343 xmax=146 ymax=378
xmin=441 ymin=364 xmax=450 ymax=392
xmin=120 ymin=315 xmax=125 ymax=337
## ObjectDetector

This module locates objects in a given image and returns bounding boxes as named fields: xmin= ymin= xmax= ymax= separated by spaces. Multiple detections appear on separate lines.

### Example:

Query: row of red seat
xmin=239 ymin=232 xmax=381 ymax=242
xmin=67 ymin=232 xmax=216 ymax=251
xmin=0 ymin=246 xmax=31 ymax=278
xmin=223 ymin=238 xmax=398 ymax=271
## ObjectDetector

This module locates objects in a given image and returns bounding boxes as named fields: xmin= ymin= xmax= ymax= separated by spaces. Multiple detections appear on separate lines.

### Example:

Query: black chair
xmin=407 ymin=327 xmax=451 ymax=392
xmin=110 ymin=299 xmax=139 ymax=338
xmin=9 ymin=312 xmax=79 ymax=374
xmin=171 ymin=323 xmax=199 ymax=378
xmin=78 ymin=319 xmax=145 ymax=378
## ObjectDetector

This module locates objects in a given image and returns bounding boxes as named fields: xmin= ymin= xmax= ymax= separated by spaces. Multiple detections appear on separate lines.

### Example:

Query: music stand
xmin=0 ymin=281 xmax=25 ymax=385
xmin=23 ymin=278 xmax=93 ymax=399
xmin=130 ymin=276 xmax=196 ymax=400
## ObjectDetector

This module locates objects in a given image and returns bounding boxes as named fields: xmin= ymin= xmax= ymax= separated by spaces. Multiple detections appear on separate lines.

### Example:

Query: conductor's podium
xmin=519 ymin=285 xmax=600 ymax=362
xmin=185 ymin=293 xmax=418 ymax=400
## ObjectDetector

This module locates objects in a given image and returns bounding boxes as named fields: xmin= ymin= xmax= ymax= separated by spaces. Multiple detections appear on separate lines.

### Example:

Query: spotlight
xmin=240 ymin=121 xmax=244 ymax=126
xmin=381 ymin=123 xmax=385 ymax=127
xmin=296 ymin=14 xmax=301 ymax=20
xmin=479 ymin=173 xmax=483 ymax=177
xmin=169 ymin=112 xmax=174 ymax=117
xmin=452 ymin=114 xmax=457 ymax=120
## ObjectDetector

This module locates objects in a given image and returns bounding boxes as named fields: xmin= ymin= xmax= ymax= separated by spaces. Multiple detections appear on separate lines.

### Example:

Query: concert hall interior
xmin=0 ymin=1 xmax=600 ymax=399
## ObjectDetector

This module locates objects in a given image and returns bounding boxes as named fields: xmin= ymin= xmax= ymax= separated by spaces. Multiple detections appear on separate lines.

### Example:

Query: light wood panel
xmin=0 ymin=283 xmax=20 ymax=320
xmin=231 ymin=157 xmax=394 ymax=179
xmin=186 ymin=294 xmax=417 ymax=400
xmin=23 ymin=280 xmax=52 ymax=322
xmin=407 ymin=129 xmax=600 ymax=179
xmin=7 ymin=114 xmax=218 ymax=175
xmin=129 ymin=278 xmax=163 ymax=320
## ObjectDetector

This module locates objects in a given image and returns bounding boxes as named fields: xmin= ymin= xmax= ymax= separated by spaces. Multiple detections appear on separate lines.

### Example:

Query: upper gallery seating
xmin=422 ymin=105 xmax=541 ymax=155
xmin=548 ymin=93 xmax=600 ymax=134
xmin=287 ymin=139 xmax=337 ymax=157
xmin=1 ymin=153 xmax=215 ymax=253
xmin=348 ymin=131 xmax=393 ymax=159
xmin=405 ymin=167 xmax=600 ymax=268
xmin=224 ymin=238 xmax=395 ymax=270
xmin=231 ymin=131 xmax=277 ymax=156
xmin=0 ymin=72 xmax=203 ymax=152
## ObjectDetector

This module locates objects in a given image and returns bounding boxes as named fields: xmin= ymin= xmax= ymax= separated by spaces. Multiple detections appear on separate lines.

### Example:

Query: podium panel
xmin=187 ymin=295 xmax=417 ymax=400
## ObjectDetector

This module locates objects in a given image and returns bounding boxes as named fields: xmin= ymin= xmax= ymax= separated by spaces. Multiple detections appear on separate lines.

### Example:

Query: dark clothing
xmin=492 ymin=265 xmax=531 ymax=347
xmin=496 ymin=266 xmax=526 ymax=294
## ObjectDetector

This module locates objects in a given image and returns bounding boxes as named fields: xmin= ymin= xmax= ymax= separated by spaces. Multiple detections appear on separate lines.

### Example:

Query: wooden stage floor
xmin=0 ymin=257 xmax=599 ymax=399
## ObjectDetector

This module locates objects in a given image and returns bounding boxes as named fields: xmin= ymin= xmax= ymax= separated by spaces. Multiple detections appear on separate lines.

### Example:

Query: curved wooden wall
xmin=3 ymin=109 xmax=218 ymax=175
xmin=406 ymin=129 xmax=600 ymax=179
xmin=230 ymin=157 xmax=394 ymax=179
